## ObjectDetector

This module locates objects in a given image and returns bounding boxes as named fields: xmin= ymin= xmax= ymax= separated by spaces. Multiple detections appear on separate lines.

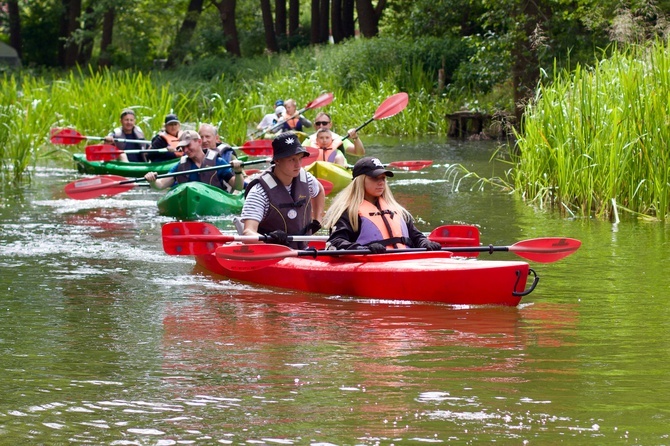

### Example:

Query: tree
xmin=331 ymin=0 xmax=355 ymax=42
xmin=98 ymin=6 xmax=114 ymax=67
xmin=214 ymin=0 xmax=241 ymax=56
xmin=167 ymin=0 xmax=205 ymax=66
xmin=275 ymin=0 xmax=286 ymax=46
xmin=59 ymin=0 xmax=82 ymax=67
xmin=260 ymin=0 xmax=279 ymax=52
xmin=356 ymin=0 xmax=386 ymax=37
xmin=7 ymin=0 xmax=22 ymax=58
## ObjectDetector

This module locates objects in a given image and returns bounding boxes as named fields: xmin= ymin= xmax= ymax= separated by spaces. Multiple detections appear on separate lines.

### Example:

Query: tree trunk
xmin=168 ymin=0 xmax=205 ymax=66
xmin=98 ymin=7 xmax=114 ymax=67
xmin=260 ymin=0 xmax=279 ymax=53
xmin=310 ymin=0 xmax=320 ymax=43
xmin=331 ymin=0 xmax=343 ymax=43
xmin=319 ymin=0 xmax=329 ymax=43
xmin=59 ymin=0 xmax=82 ymax=67
xmin=288 ymin=0 xmax=300 ymax=38
xmin=342 ymin=0 xmax=354 ymax=38
xmin=77 ymin=5 xmax=95 ymax=66
xmin=275 ymin=0 xmax=287 ymax=43
xmin=216 ymin=0 xmax=241 ymax=56
xmin=356 ymin=0 xmax=386 ymax=37
xmin=7 ymin=0 xmax=22 ymax=59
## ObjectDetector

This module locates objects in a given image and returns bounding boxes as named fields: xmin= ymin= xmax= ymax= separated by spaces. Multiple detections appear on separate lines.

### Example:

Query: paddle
xmin=161 ymin=221 xmax=483 ymax=256
xmin=50 ymin=128 xmax=151 ymax=145
xmin=85 ymin=140 xmax=274 ymax=161
xmin=214 ymin=237 xmax=581 ymax=271
xmin=162 ymin=221 xmax=329 ymax=255
xmin=318 ymin=178 xmax=334 ymax=195
xmin=64 ymin=158 xmax=271 ymax=200
xmin=341 ymin=92 xmax=409 ymax=143
xmin=251 ymin=92 xmax=334 ymax=139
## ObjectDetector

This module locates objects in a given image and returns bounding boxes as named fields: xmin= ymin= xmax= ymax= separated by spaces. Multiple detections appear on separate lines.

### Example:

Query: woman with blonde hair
xmin=322 ymin=157 xmax=442 ymax=254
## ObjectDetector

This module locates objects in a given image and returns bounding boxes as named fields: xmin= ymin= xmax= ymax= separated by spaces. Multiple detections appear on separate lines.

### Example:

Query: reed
xmin=3 ymin=41 xmax=507 ymax=181
xmin=514 ymin=41 xmax=670 ymax=221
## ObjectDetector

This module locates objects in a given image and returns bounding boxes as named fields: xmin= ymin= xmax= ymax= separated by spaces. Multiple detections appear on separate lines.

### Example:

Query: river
xmin=1 ymin=137 xmax=669 ymax=444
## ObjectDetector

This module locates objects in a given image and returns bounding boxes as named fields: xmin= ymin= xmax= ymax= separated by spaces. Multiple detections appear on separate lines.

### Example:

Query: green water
xmin=1 ymin=138 xmax=670 ymax=444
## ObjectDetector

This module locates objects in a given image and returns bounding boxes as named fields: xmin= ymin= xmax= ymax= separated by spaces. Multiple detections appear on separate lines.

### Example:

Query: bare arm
xmin=144 ymin=171 xmax=174 ymax=190
xmin=346 ymin=128 xmax=365 ymax=156
xmin=311 ymin=181 xmax=325 ymax=224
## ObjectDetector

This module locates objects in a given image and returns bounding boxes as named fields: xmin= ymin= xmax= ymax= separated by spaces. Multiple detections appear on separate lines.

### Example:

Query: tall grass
xmin=513 ymin=41 xmax=670 ymax=221
xmin=2 ymin=38 xmax=511 ymax=183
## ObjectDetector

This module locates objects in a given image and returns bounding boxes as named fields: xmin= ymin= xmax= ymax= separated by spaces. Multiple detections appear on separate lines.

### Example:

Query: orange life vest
xmin=357 ymin=197 xmax=409 ymax=249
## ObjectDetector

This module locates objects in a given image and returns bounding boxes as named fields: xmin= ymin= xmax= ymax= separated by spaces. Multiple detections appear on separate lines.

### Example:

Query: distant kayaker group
xmin=95 ymin=94 xmax=441 ymax=255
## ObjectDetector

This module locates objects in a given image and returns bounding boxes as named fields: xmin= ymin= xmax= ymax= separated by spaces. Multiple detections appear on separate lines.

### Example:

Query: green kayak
xmin=73 ymin=153 xmax=249 ymax=178
xmin=304 ymin=160 xmax=352 ymax=194
xmin=73 ymin=153 xmax=178 ymax=178
xmin=157 ymin=182 xmax=245 ymax=220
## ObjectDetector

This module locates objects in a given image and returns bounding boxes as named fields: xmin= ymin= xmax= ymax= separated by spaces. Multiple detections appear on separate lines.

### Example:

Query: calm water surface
xmin=2 ymin=138 xmax=670 ymax=444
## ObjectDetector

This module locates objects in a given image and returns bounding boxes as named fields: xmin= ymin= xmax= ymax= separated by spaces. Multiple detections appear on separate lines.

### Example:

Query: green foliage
xmin=19 ymin=0 xmax=63 ymax=67
xmin=513 ymin=40 xmax=670 ymax=221
xmin=321 ymin=36 xmax=472 ymax=93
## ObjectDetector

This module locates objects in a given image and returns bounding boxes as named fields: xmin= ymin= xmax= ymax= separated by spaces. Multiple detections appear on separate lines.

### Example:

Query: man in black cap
xmin=147 ymin=113 xmax=183 ymax=162
xmin=240 ymin=132 xmax=325 ymax=249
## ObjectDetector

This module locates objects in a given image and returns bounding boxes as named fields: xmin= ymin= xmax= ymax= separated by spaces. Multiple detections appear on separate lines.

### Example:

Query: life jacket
xmin=112 ymin=126 xmax=146 ymax=149
xmin=305 ymin=134 xmax=343 ymax=163
xmin=246 ymin=168 xmax=313 ymax=249
xmin=158 ymin=130 xmax=183 ymax=157
xmin=174 ymin=149 xmax=232 ymax=192
xmin=112 ymin=126 xmax=147 ymax=162
xmin=356 ymin=197 xmax=409 ymax=249
xmin=216 ymin=144 xmax=238 ymax=163
xmin=281 ymin=114 xmax=302 ymax=131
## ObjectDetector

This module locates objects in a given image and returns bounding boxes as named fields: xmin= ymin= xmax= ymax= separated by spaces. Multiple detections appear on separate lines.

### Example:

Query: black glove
xmin=367 ymin=243 xmax=387 ymax=254
xmin=420 ymin=239 xmax=443 ymax=251
xmin=305 ymin=219 xmax=322 ymax=234
xmin=267 ymin=230 xmax=289 ymax=246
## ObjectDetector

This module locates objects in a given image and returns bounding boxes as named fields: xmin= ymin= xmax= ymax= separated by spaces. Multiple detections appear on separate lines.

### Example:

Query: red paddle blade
xmin=162 ymin=222 xmax=230 ymax=255
xmin=510 ymin=237 xmax=581 ymax=263
xmin=85 ymin=144 xmax=123 ymax=161
xmin=50 ymin=128 xmax=86 ymax=145
xmin=215 ymin=244 xmax=295 ymax=271
xmin=388 ymin=160 xmax=432 ymax=171
xmin=318 ymin=178 xmax=334 ymax=195
xmin=64 ymin=175 xmax=134 ymax=200
xmin=373 ymin=92 xmax=409 ymax=121
xmin=305 ymin=92 xmax=334 ymax=110
xmin=428 ymin=225 xmax=480 ymax=258
xmin=240 ymin=140 xmax=273 ymax=156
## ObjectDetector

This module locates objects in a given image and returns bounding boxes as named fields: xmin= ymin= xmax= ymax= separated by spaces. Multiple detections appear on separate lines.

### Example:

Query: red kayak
xmin=195 ymin=250 xmax=538 ymax=306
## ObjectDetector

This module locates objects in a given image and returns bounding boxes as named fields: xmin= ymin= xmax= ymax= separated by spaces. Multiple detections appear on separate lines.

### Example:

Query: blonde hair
xmin=322 ymin=175 xmax=411 ymax=232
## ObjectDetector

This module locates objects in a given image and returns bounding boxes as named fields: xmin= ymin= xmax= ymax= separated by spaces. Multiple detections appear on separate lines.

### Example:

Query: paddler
xmin=322 ymin=157 xmax=443 ymax=253
xmin=146 ymin=113 xmax=184 ymax=162
xmin=303 ymin=128 xmax=347 ymax=166
xmin=302 ymin=112 xmax=365 ymax=158
xmin=143 ymin=130 xmax=245 ymax=193
xmin=239 ymin=132 xmax=325 ymax=249
xmin=103 ymin=108 xmax=148 ymax=163
xmin=278 ymin=99 xmax=313 ymax=132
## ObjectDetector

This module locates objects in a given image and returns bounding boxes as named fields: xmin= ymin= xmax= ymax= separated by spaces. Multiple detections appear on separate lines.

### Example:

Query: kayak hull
xmin=157 ymin=182 xmax=244 ymax=220
xmin=73 ymin=153 xmax=178 ymax=177
xmin=195 ymin=250 xmax=533 ymax=306
xmin=305 ymin=161 xmax=352 ymax=193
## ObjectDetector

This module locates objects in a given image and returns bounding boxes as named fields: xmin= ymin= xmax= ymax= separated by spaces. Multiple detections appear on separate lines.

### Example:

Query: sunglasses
xmin=315 ymin=121 xmax=331 ymax=126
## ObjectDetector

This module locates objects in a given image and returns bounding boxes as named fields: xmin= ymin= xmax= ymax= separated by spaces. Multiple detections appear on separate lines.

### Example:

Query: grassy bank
xmin=513 ymin=41 xmax=670 ymax=222
xmin=0 ymin=37 xmax=513 ymax=183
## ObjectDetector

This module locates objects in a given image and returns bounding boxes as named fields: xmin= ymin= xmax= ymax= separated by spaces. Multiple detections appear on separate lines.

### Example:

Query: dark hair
xmin=120 ymin=109 xmax=135 ymax=119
